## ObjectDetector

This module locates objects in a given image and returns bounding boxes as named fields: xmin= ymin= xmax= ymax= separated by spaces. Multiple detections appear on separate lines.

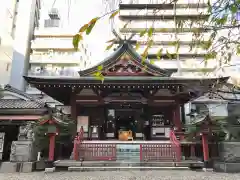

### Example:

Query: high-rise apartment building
xmin=26 ymin=7 xmax=92 ymax=93
xmin=118 ymin=0 xmax=217 ymax=76
xmin=116 ymin=0 xmax=231 ymax=119
xmin=8 ymin=0 xmax=41 ymax=90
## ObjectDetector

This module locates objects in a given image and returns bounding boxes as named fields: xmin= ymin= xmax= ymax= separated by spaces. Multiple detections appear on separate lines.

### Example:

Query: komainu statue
xmin=18 ymin=122 xmax=35 ymax=141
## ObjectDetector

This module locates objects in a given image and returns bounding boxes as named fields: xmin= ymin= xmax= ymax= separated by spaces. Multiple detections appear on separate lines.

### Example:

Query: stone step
xmin=54 ymin=160 xmax=203 ymax=168
xmin=67 ymin=166 xmax=189 ymax=172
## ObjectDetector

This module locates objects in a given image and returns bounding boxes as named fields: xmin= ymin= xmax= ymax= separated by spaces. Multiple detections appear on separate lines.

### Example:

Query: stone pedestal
xmin=214 ymin=142 xmax=240 ymax=172
xmin=10 ymin=122 xmax=36 ymax=162
xmin=10 ymin=141 xmax=35 ymax=162
xmin=0 ymin=162 xmax=17 ymax=173
xmin=0 ymin=132 xmax=5 ymax=160
xmin=219 ymin=142 xmax=240 ymax=162
xmin=214 ymin=161 xmax=240 ymax=173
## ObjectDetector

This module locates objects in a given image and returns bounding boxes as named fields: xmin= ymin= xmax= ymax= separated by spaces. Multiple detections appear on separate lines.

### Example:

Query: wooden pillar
xmin=180 ymin=104 xmax=185 ymax=124
xmin=70 ymin=92 xmax=77 ymax=122
xmin=48 ymin=133 xmax=56 ymax=161
xmin=190 ymin=144 xmax=195 ymax=158
xmin=173 ymin=104 xmax=181 ymax=130
xmin=173 ymin=104 xmax=184 ymax=140
xmin=70 ymin=91 xmax=79 ymax=161
xmin=202 ymin=133 xmax=209 ymax=168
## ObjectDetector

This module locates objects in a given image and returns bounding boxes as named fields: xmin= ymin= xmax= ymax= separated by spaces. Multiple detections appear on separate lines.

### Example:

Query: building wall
xmin=0 ymin=0 xmax=17 ymax=86
xmin=9 ymin=0 xmax=41 ymax=91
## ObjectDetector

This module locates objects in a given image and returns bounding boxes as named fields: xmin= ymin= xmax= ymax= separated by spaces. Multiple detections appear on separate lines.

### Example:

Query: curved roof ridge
xmin=78 ymin=42 xmax=175 ymax=77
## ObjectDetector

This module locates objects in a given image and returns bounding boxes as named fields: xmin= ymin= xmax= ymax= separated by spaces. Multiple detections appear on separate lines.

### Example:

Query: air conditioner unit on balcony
xmin=48 ymin=8 xmax=60 ymax=20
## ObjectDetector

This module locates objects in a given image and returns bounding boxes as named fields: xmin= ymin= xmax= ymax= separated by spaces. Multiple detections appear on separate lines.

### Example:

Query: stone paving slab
xmin=0 ymin=170 xmax=240 ymax=180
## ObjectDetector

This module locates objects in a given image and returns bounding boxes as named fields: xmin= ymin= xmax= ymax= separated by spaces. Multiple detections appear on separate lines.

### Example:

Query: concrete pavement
xmin=0 ymin=170 xmax=240 ymax=180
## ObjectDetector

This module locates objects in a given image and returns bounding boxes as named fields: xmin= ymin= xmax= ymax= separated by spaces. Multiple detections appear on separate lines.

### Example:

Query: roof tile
xmin=0 ymin=99 xmax=43 ymax=109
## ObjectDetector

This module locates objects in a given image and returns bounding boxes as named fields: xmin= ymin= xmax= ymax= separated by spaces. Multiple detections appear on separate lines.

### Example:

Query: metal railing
xmin=28 ymin=69 xmax=80 ymax=77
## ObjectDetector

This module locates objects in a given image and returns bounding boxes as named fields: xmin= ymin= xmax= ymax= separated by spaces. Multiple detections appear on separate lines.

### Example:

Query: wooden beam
xmin=76 ymin=96 xmax=102 ymax=101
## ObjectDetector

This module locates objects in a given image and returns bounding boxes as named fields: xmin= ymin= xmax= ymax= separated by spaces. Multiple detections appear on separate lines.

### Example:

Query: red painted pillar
xmin=73 ymin=136 xmax=79 ymax=161
xmin=48 ymin=133 xmax=56 ymax=161
xmin=202 ymin=133 xmax=209 ymax=168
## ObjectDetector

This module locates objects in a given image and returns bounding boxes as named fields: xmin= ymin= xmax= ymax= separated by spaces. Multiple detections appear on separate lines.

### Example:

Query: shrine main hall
xmin=24 ymin=42 xmax=228 ymax=166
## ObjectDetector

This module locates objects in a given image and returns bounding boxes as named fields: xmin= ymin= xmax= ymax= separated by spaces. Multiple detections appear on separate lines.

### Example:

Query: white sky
xmin=40 ymin=0 xmax=115 ymax=64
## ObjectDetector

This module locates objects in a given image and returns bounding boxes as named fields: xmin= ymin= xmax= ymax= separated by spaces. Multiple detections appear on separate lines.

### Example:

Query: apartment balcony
xmin=119 ymin=3 xmax=208 ymax=10
xmin=137 ymin=46 xmax=207 ymax=55
xmin=31 ymin=39 xmax=75 ymax=50
xmin=34 ymin=28 xmax=75 ymax=38
xmin=153 ymin=59 xmax=217 ymax=69
xmin=28 ymin=68 xmax=79 ymax=77
xmin=119 ymin=8 xmax=208 ymax=17
xmin=29 ymin=54 xmax=82 ymax=64
xmin=128 ymin=40 xmax=209 ymax=46
xmin=120 ymin=0 xmax=210 ymax=5
xmin=124 ymin=32 xmax=211 ymax=42
xmin=119 ymin=14 xmax=209 ymax=21
xmin=119 ymin=20 xmax=210 ymax=30
xmin=147 ymin=53 xmax=206 ymax=59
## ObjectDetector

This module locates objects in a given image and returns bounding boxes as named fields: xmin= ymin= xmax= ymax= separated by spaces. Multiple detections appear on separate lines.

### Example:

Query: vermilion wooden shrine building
xmin=24 ymin=43 xmax=228 ymax=167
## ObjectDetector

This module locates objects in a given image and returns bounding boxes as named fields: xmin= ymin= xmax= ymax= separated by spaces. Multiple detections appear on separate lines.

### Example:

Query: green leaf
xmin=200 ymin=40 xmax=212 ymax=50
xmin=135 ymin=42 xmax=140 ymax=50
xmin=216 ymin=16 xmax=227 ymax=25
xmin=150 ymin=59 xmax=154 ymax=64
xmin=72 ymin=34 xmax=83 ymax=50
xmin=148 ymin=39 xmax=154 ymax=47
xmin=93 ymin=71 xmax=101 ymax=77
xmin=97 ymin=65 xmax=103 ymax=71
xmin=156 ymin=48 xmax=163 ymax=60
xmin=86 ymin=17 xmax=99 ymax=35
xmin=140 ymin=29 xmax=147 ymax=37
xmin=106 ymin=43 xmax=114 ymax=51
xmin=123 ymin=23 xmax=128 ymax=28
xmin=230 ymin=5 xmax=238 ymax=14
xmin=109 ymin=10 xmax=119 ymax=19
xmin=89 ymin=17 xmax=99 ymax=24
xmin=93 ymin=73 xmax=104 ymax=83
xmin=204 ymin=51 xmax=217 ymax=61
xmin=148 ymin=27 xmax=154 ymax=37
xmin=86 ymin=23 xmax=96 ymax=35
xmin=142 ymin=47 xmax=149 ymax=58
xmin=166 ymin=50 xmax=172 ymax=59
xmin=237 ymin=45 xmax=240 ymax=55
xmin=79 ymin=24 xmax=89 ymax=33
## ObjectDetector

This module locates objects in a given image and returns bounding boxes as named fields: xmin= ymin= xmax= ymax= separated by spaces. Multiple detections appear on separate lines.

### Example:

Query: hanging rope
xmin=51 ymin=0 xmax=57 ymax=9
xmin=67 ymin=0 xmax=71 ymax=24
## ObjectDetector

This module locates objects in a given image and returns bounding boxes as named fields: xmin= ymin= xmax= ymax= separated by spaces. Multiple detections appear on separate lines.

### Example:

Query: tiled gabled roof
xmin=0 ymin=85 xmax=46 ymax=109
